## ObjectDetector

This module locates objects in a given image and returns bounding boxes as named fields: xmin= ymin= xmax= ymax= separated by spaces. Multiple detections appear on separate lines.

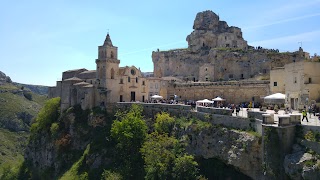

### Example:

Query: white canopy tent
xmin=264 ymin=93 xmax=286 ymax=104
xmin=212 ymin=97 xmax=225 ymax=101
xmin=196 ymin=99 xmax=214 ymax=106
xmin=151 ymin=95 xmax=163 ymax=100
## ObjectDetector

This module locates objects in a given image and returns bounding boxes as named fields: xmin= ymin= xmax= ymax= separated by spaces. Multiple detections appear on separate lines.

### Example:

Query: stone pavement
xmin=232 ymin=108 xmax=320 ymax=127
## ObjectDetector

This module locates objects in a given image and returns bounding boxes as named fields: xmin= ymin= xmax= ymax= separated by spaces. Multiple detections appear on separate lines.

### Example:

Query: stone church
xmin=49 ymin=34 xmax=148 ymax=111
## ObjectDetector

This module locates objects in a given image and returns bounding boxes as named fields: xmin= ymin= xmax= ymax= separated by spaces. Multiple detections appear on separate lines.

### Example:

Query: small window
xmin=142 ymin=81 xmax=145 ymax=85
xmin=205 ymin=77 xmax=209 ymax=81
xmin=111 ymin=51 xmax=114 ymax=58
xmin=263 ymin=69 xmax=267 ymax=74
xmin=136 ymin=77 xmax=138 ymax=83
xmin=205 ymin=68 xmax=208 ymax=71
xmin=120 ymin=95 xmax=123 ymax=102
xmin=309 ymin=78 xmax=312 ymax=84
xmin=294 ymin=77 xmax=297 ymax=83
xmin=120 ymin=79 xmax=123 ymax=84
xmin=241 ymin=74 xmax=244 ymax=78
xmin=229 ymin=74 xmax=233 ymax=79
xmin=274 ymin=82 xmax=277 ymax=86
xmin=225 ymin=36 xmax=227 ymax=40
xmin=155 ymin=83 xmax=158 ymax=89
xmin=131 ymin=69 xmax=136 ymax=75
xmin=111 ymin=68 xmax=115 ymax=79
xmin=128 ymin=77 xmax=131 ymax=82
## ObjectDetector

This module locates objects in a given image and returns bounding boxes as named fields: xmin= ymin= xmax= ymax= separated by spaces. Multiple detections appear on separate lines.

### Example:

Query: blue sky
xmin=1 ymin=0 xmax=319 ymax=86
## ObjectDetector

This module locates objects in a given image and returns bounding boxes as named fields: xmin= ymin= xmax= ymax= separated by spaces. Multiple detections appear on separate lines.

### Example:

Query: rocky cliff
xmin=152 ymin=11 xmax=307 ymax=82
xmin=181 ymin=125 xmax=264 ymax=179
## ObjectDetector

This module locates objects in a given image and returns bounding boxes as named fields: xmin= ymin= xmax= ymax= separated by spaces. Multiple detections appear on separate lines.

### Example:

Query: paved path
xmin=231 ymin=108 xmax=320 ymax=127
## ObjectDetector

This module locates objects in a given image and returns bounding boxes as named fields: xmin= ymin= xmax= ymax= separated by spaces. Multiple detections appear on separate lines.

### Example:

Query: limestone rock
xmin=193 ymin=10 xmax=220 ymax=31
xmin=284 ymin=146 xmax=320 ymax=180
xmin=183 ymin=126 xmax=264 ymax=179
xmin=0 ymin=71 xmax=12 ymax=83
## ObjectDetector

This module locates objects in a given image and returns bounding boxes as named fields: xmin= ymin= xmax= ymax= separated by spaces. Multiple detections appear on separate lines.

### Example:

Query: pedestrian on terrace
xmin=302 ymin=110 xmax=309 ymax=122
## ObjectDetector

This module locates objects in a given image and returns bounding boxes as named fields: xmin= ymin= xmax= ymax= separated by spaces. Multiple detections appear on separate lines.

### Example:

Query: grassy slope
xmin=0 ymin=83 xmax=47 ymax=130
xmin=0 ymin=83 xmax=48 ymax=175
xmin=0 ymin=128 xmax=28 ymax=169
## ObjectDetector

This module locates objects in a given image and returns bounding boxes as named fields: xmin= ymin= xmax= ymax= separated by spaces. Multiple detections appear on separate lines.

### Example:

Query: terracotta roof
xmin=73 ymin=82 xmax=91 ymax=86
xmin=63 ymin=68 xmax=87 ymax=73
xmin=83 ymin=84 xmax=94 ymax=88
xmin=79 ymin=70 xmax=96 ymax=74
xmin=64 ymin=77 xmax=83 ymax=81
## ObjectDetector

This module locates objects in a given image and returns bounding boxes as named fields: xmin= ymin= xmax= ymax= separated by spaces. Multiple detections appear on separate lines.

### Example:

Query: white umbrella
xmin=151 ymin=95 xmax=163 ymax=99
xmin=212 ymin=97 xmax=225 ymax=101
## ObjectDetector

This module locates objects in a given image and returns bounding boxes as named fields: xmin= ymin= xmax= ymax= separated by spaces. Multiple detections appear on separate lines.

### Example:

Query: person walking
xmin=302 ymin=110 xmax=309 ymax=122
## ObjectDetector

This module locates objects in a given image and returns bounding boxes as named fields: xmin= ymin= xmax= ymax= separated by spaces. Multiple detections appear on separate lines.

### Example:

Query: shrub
xmin=154 ymin=112 xmax=175 ymax=135
xmin=305 ymin=131 xmax=316 ymax=141
xmin=101 ymin=170 xmax=122 ymax=180
xmin=30 ymin=97 xmax=60 ymax=136
xmin=50 ymin=123 xmax=59 ymax=138
xmin=23 ymin=91 xmax=32 ymax=101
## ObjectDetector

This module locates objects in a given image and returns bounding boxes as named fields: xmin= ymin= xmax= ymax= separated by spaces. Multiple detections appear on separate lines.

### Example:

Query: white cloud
xmin=249 ymin=30 xmax=320 ymax=49
xmin=243 ymin=13 xmax=320 ymax=30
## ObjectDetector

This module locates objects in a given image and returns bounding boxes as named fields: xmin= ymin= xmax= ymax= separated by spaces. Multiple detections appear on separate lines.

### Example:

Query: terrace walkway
xmin=231 ymin=108 xmax=320 ymax=126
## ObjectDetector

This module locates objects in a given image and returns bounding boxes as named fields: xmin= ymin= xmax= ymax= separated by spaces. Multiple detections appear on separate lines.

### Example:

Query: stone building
xmin=270 ymin=61 xmax=320 ymax=109
xmin=49 ymin=34 xmax=148 ymax=111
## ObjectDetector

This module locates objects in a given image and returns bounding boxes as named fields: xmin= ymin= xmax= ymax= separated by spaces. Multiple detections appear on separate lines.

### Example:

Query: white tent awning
xmin=196 ymin=99 xmax=214 ymax=104
xmin=264 ymin=93 xmax=286 ymax=100
xmin=212 ymin=97 xmax=225 ymax=101
xmin=151 ymin=95 xmax=163 ymax=99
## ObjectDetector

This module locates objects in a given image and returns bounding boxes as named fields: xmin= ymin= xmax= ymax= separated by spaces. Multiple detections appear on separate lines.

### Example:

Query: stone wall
xmin=167 ymin=80 xmax=270 ymax=104
xmin=115 ymin=102 xmax=259 ymax=132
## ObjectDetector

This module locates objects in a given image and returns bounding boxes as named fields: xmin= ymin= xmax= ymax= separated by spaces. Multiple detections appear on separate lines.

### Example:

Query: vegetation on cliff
xmin=1 ymin=103 xmax=256 ymax=179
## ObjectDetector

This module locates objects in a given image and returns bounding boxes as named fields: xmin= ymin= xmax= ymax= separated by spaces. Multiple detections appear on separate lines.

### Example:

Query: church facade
xmin=48 ymin=34 xmax=148 ymax=111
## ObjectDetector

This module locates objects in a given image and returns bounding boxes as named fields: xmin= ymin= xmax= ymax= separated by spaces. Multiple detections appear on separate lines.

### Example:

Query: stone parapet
xmin=278 ymin=115 xmax=291 ymax=126
xmin=289 ymin=114 xmax=301 ymax=125
xmin=262 ymin=114 xmax=274 ymax=124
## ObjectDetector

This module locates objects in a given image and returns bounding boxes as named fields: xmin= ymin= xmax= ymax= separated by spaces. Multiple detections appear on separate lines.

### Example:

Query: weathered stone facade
xmin=49 ymin=34 xmax=149 ymax=111
xmin=270 ymin=61 xmax=320 ymax=110
xmin=152 ymin=11 xmax=306 ymax=83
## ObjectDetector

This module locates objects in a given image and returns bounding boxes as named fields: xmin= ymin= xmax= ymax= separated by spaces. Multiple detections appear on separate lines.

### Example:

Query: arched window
xmin=136 ymin=77 xmax=138 ymax=83
xmin=111 ymin=68 xmax=115 ymax=79
xmin=111 ymin=51 xmax=114 ymax=58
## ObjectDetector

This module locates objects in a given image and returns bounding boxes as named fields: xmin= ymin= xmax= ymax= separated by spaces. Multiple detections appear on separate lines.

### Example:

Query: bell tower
xmin=95 ymin=33 xmax=120 ymax=88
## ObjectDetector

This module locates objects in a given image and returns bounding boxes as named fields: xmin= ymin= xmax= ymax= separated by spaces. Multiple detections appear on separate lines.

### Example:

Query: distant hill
xmin=13 ymin=83 xmax=48 ymax=95
xmin=0 ymin=71 xmax=48 ymax=131
xmin=0 ymin=71 xmax=48 ymax=175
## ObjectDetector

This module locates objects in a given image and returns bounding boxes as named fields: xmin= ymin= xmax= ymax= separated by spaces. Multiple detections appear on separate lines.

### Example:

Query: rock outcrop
xmin=284 ymin=144 xmax=320 ymax=180
xmin=182 ymin=126 xmax=264 ymax=179
xmin=152 ymin=11 xmax=306 ymax=82
xmin=0 ymin=71 xmax=12 ymax=83
xmin=187 ymin=10 xmax=247 ymax=51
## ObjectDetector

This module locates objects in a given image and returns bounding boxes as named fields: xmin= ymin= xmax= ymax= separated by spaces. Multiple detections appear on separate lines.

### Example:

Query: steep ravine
xmin=181 ymin=126 xmax=263 ymax=179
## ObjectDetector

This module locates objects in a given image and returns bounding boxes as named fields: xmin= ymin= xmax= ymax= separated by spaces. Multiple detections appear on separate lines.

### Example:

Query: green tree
xmin=110 ymin=104 xmax=147 ymax=178
xmin=30 ymin=97 xmax=60 ymax=135
xmin=172 ymin=154 xmax=199 ymax=180
xmin=154 ymin=112 xmax=175 ymax=135
xmin=140 ymin=132 xmax=181 ymax=180
xmin=101 ymin=170 xmax=122 ymax=180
